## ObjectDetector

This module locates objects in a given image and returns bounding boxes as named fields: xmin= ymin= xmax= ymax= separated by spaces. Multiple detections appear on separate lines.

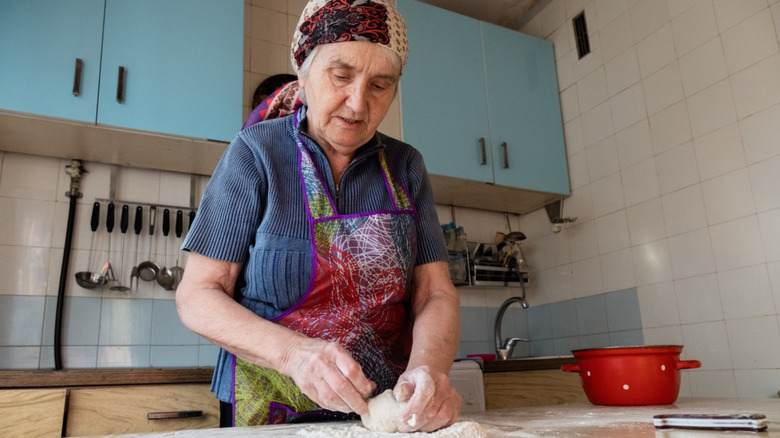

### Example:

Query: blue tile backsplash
xmin=0 ymin=295 xmax=45 ymax=346
xmin=456 ymin=287 xmax=643 ymax=359
xmin=1 ymin=282 xmax=642 ymax=369
xmin=0 ymin=294 xmax=217 ymax=370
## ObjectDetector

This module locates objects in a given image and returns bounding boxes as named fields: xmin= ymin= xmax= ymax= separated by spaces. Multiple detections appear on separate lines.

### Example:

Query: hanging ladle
xmin=110 ymin=205 xmax=130 ymax=292
xmin=169 ymin=210 xmax=186 ymax=290
xmin=94 ymin=201 xmax=117 ymax=284
xmin=130 ymin=206 xmax=143 ymax=289
xmin=156 ymin=209 xmax=175 ymax=290
xmin=75 ymin=201 xmax=104 ymax=289
xmin=138 ymin=205 xmax=160 ymax=281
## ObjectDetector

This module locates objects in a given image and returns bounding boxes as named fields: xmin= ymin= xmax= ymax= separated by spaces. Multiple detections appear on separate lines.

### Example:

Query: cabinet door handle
xmin=147 ymin=410 xmax=203 ymax=420
xmin=72 ymin=58 xmax=83 ymax=96
xmin=501 ymin=142 xmax=509 ymax=169
xmin=479 ymin=137 xmax=487 ymax=165
xmin=116 ymin=66 xmax=126 ymax=103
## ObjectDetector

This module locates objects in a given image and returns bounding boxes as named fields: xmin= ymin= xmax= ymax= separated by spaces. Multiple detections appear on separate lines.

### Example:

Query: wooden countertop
xmin=76 ymin=397 xmax=780 ymax=437
xmin=0 ymin=368 xmax=213 ymax=389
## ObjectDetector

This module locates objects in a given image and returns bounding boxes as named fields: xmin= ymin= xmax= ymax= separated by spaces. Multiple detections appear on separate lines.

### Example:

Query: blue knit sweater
xmin=183 ymin=107 xmax=447 ymax=402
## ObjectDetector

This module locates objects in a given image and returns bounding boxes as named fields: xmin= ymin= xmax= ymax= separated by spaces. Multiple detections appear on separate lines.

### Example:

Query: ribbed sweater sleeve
xmin=183 ymin=134 xmax=264 ymax=264
xmin=394 ymin=139 xmax=447 ymax=266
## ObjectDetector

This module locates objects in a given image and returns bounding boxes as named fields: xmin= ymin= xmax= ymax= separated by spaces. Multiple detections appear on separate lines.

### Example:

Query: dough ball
xmin=360 ymin=389 xmax=408 ymax=433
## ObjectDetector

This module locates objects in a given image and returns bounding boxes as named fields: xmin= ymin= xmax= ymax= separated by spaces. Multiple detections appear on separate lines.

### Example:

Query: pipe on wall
xmin=55 ymin=160 xmax=85 ymax=370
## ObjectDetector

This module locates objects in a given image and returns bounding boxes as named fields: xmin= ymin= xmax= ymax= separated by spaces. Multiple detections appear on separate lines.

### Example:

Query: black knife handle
xmin=90 ymin=202 xmax=100 ymax=232
xmin=162 ymin=209 xmax=170 ymax=237
xmin=106 ymin=202 xmax=115 ymax=233
xmin=120 ymin=205 xmax=129 ymax=234
xmin=175 ymin=210 xmax=183 ymax=238
xmin=134 ymin=206 xmax=143 ymax=236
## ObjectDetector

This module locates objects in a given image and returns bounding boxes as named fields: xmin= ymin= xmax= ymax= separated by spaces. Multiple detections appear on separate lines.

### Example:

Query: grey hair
xmin=296 ymin=43 xmax=403 ymax=103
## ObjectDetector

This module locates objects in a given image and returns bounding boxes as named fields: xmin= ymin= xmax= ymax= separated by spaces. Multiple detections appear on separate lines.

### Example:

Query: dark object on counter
xmin=561 ymin=345 xmax=700 ymax=406
xmin=148 ymin=410 xmax=202 ymax=420
xmin=653 ymin=413 xmax=768 ymax=431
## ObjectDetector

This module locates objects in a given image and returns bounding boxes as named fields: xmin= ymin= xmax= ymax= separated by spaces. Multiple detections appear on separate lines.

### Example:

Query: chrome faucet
xmin=494 ymin=296 xmax=530 ymax=360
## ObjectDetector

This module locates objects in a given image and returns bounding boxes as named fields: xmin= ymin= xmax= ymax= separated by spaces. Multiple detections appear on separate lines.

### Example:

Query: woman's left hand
xmin=392 ymin=365 xmax=462 ymax=433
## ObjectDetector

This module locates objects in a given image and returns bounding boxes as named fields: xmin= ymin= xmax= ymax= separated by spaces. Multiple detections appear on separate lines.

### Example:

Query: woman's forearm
xmin=177 ymin=284 xmax=305 ymax=371
xmin=406 ymin=262 xmax=461 ymax=374
xmin=174 ymin=253 xmax=306 ymax=374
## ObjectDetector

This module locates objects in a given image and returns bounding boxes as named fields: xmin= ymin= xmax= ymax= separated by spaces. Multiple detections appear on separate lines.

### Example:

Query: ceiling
xmin=417 ymin=0 xmax=545 ymax=30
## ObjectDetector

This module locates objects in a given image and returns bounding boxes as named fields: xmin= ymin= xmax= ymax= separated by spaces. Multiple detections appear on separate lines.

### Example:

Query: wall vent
xmin=573 ymin=12 xmax=590 ymax=59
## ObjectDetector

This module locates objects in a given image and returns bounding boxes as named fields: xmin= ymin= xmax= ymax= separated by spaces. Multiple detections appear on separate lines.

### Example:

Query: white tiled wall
xmin=4 ymin=0 xmax=780 ymax=400
xmin=514 ymin=0 xmax=780 ymax=398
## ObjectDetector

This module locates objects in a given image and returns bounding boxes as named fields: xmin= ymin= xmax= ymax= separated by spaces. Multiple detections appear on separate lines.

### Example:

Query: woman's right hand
xmin=280 ymin=337 xmax=376 ymax=415
xmin=176 ymin=253 xmax=374 ymax=414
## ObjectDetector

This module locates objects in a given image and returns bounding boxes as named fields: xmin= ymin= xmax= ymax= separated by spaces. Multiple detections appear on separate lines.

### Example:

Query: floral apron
xmin=232 ymin=114 xmax=418 ymax=426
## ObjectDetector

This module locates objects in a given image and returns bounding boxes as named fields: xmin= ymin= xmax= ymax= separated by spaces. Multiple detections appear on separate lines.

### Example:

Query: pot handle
xmin=561 ymin=364 xmax=580 ymax=373
xmin=676 ymin=360 xmax=701 ymax=370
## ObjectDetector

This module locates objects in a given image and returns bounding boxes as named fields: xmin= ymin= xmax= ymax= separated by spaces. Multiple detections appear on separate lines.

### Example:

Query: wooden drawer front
xmin=484 ymin=370 xmax=588 ymax=410
xmin=0 ymin=389 xmax=68 ymax=438
xmin=66 ymin=384 xmax=219 ymax=436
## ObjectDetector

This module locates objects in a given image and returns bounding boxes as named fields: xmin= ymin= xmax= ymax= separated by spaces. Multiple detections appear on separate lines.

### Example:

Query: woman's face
xmin=299 ymin=41 xmax=400 ymax=158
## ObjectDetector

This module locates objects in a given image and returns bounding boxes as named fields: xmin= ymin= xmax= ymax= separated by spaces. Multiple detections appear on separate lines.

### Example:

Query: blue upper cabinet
xmin=0 ymin=0 xmax=243 ymax=142
xmin=482 ymin=23 xmax=570 ymax=195
xmin=397 ymin=0 xmax=570 ymax=197
xmin=99 ymin=0 xmax=242 ymax=141
xmin=0 ymin=0 xmax=105 ymax=122
xmin=397 ymin=0 xmax=494 ymax=184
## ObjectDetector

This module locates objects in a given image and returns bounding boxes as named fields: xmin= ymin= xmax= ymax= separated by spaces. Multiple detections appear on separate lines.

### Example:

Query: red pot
xmin=561 ymin=345 xmax=701 ymax=406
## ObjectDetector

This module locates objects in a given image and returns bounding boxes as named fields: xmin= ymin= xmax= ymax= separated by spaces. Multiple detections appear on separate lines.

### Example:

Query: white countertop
xmin=89 ymin=397 xmax=780 ymax=437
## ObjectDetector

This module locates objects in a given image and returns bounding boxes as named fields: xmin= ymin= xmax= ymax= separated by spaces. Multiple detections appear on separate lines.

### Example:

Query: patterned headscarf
xmin=290 ymin=0 xmax=408 ymax=73
xmin=243 ymin=0 xmax=407 ymax=129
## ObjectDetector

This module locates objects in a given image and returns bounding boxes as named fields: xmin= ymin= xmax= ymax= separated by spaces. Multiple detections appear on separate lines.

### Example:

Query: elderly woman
xmin=176 ymin=0 xmax=461 ymax=432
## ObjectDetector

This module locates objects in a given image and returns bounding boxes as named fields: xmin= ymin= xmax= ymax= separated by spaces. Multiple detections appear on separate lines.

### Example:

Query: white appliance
xmin=448 ymin=360 xmax=485 ymax=413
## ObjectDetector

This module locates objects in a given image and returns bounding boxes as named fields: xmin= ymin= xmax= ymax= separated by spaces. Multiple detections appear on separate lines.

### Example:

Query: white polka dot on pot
xmin=623 ymin=384 xmax=630 ymax=390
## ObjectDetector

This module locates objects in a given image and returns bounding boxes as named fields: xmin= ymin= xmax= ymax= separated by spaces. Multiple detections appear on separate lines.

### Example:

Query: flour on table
xmin=298 ymin=420 xmax=487 ymax=438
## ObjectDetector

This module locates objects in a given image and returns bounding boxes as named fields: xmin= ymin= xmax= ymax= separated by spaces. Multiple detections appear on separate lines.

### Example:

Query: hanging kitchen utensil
xmin=156 ymin=209 xmax=175 ymax=290
xmin=130 ymin=206 xmax=142 ymax=290
xmin=110 ymin=205 xmax=130 ymax=292
xmin=96 ymin=201 xmax=117 ymax=284
xmin=170 ymin=210 xmax=185 ymax=290
xmin=138 ymin=205 xmax=160 ymax=281
xmin=75 ymin=201 xmax=105 ymax=289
